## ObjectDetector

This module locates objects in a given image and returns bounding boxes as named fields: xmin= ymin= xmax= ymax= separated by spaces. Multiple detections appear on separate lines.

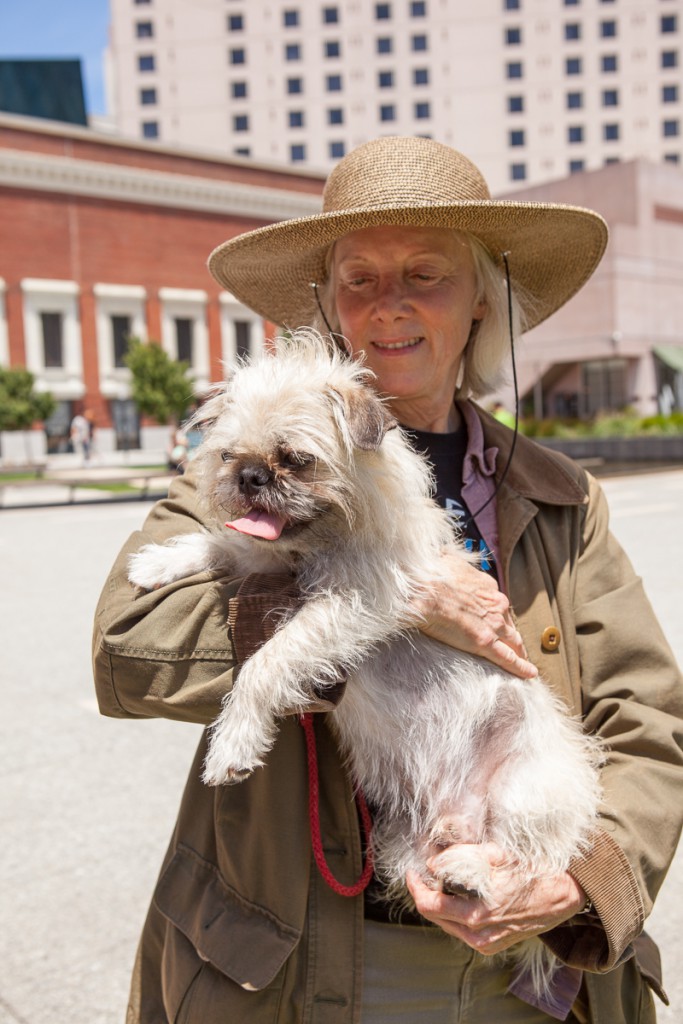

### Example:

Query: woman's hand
xmin=411 ymin=550 xmax=538 ymax=679
xmin=406 ymin=845 xmax=587 ymax=955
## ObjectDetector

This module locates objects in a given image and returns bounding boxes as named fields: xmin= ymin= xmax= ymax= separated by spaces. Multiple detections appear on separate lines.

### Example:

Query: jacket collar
xmin=469 ymin=402 xmax=589 ymax=508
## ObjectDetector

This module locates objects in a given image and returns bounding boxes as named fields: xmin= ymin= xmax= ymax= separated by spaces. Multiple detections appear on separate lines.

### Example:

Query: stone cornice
xmin=0 ymin=148 xmax=323 ymax=221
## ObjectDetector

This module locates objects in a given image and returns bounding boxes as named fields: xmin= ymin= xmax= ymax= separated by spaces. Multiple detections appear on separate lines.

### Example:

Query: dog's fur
xmin=128 ymin=330 xmax=603 ymax=999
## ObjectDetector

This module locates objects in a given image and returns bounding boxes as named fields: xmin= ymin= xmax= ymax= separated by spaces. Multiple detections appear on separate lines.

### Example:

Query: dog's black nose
xmin=239 ymin=465 xmax=273 ymax=496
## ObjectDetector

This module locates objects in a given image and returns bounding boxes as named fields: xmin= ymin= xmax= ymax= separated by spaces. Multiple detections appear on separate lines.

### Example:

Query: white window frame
xmin=0 ymin=279 xmax=8 ymax=367
xmin=20 ymin=279 xmax=84 ymax=399
xmin=219 ymin=293 xmax=265 ymax=371
xmin=94 ymin=283 xmax=147 ymax=399
xmin=159 ymin=287 xmax=210 ymax=393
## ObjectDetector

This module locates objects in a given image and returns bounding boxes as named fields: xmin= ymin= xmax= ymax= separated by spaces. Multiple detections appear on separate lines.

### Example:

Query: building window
xmin=663 ymin=119 xmax=680 ymax=136
xmin=567 ymin=91 xmax=583 ymax=108
xmin=233 ymin=114 xmax=249 ymax=131
xmin=568 ymin=125 xmax=584 ymax=143
xmin=510 ymin=163 xmax=526 ymax=180
xmin=415 ymin=101 xmax=431 ymax=119
xmin=329 ymin=141 xmax=345 ymax=158
xmin=228 ymin=14 xmax=244 ymax=30
xmin=175 ymin=319 xmax=193 ymax=365
xmin=505 ymin=0 xmax=521 ymax=9
xmin=664 ymin=153 xmax=680 ymax=164
xmin=290 ymin=143 xmax=306 ymax=161
xmin=603 ymin=123 xmax=620 ymax=140
xmin=508 ymin=95 xmax=524 ymax=112
xmin=325 ymin=40 xmax=341 ymax=57
xmin=328 ymin=107 xmax=344 ymax=124
xmin=285 ymin=43 xmax=301 ymax=60
xmin=112 ymin=315 xmax=132 ymax=369
xmin=233 ymin=321 xmax=251 ymax=359
xmin=323 ymin=7 xmax=339 ymax=23
xmin=411 ymin=1 xmax=427 ymax=15
xmin=380 ymin=103 xmax=396 ymax=121
xmin=569 ymin=159 xmax=585 ymax=173
xmin=40 ymin=312 xmax=63 ymax=368
xmin=378 ymin=70 xmax=394 ymax=87
xmin=601 ymin=54 xmax=618 ymax=71
xmin=602 ymin=89 xmax=618 ymax=106
xmin=413 ymin=67 xmax=429 ymax=85
xmin=662 ymin=84 xmax=679 ymax=103
xmin=142 ymin=121 xmax=159 ymax=138
xmin=509 ymin=128 xmax=525 ymax=146
xmin=564 ymin=23 xmax=581 ymax=40
xmin=326 ymin=74 xmax=343 ymax=91
xmin=140 ymin=87 xmax=157 ymax=105
xmin=138 ymin=54 xmax=155 ymax=72
xmin=231 ymin=81 xmax=247 ymax=98
xmin=506 ymin=27 xmax=522 ymax=44
xmin=564 ymin=0 xmax=579 ymax=6
xmin=600 ymin=20 xmax=617 ymax=38
xmin=661 ymin=15 xmax=678 ymax=34
xmin=289 ymin=110 xmax=305 ymax=127
xmin=661 ymin=50 xmax=678 ymax=68
xmin=377 ymin=37 xmax=393 ymax=53
xmin=135 ymin=21 xmax=154 ymax=38
xmin=375 ymin=3 xmax=391 ymax=18
xmin=234 ymin=147 xmax=251 ymax=157
xmin=283 ymin=9 xmax=299 ymax=27
xmin=229 ymin=48 xmax=246 ymax=64
xmin=565 ymin=57 xmax=582 ymax=74
xmin=411 ymin=34 xmax=428 ymax=51
xmin=287 ymin=77 xmax=303 ymax=94
xmin=506 ymin=61 xmax=523 ymax=78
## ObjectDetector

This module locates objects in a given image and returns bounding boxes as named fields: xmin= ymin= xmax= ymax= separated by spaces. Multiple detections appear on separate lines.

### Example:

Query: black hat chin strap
xmin=309 ymin=282 xmax=351 ymax=355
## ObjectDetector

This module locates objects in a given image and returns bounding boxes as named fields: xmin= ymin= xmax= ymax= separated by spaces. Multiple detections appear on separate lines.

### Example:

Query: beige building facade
xmin=496 ymin=158 xmax=683 ymax=419
xmin=108 ymin=0 xmax=683 ymax=192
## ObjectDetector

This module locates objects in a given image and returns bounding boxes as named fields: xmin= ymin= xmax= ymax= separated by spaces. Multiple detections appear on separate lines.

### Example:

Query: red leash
xmin=299 ymin=712 xmax=374 ymax=897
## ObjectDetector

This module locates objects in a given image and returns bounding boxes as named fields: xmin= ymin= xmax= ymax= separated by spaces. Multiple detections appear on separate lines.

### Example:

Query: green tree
xmin=124 ymin=338 xmax=195 ymax=425
xmin=0 ymin=366 xmax=56 ymax=431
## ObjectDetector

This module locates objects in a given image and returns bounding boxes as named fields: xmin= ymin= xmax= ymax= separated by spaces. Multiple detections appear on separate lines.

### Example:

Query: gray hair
xmin=313 ymin=231 xmax=531 ymax=400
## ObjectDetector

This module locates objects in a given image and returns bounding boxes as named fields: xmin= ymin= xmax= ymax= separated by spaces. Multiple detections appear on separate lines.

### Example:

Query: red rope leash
xmin=299 ymin=712 xmax=374 ymax=898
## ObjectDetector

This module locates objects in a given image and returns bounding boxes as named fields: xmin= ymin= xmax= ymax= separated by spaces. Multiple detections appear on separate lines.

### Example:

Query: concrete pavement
xmin=0 ymin=470 xmax=681 ymax=1023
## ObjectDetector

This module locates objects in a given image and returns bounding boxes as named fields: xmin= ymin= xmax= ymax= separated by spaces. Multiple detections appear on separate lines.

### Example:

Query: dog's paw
xmin=429 ymin=846 xmax=494 ymax=904
xmin=202 ymin=759 xmax=255 ymax=787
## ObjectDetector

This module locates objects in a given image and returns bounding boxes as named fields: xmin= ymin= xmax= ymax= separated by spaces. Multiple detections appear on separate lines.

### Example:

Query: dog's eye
xmin=282 ymin=451 xmax=315 ymax=469
xmin=220 ymin=450 xmax=235 ymax=463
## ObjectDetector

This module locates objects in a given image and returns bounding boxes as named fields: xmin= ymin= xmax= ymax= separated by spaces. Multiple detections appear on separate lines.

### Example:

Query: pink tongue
xmin=225 ymin=510 xmax=286 ymax=540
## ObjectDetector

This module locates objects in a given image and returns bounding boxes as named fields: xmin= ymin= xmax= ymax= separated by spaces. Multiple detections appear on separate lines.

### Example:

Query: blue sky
xmin=1 ymin=0 xmax=110 ymax=115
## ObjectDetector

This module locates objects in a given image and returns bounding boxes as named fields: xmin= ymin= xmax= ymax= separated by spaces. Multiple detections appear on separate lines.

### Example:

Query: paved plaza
xmin=0 ymin=470 xmax=682 ymax=1024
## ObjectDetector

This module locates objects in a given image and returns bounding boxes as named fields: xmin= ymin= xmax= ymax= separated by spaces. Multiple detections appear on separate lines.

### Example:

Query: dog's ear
xmin=328 ymin=385 xmax=397 ymax=451
xmin=190 ymin=387 xmax=230 ymax=432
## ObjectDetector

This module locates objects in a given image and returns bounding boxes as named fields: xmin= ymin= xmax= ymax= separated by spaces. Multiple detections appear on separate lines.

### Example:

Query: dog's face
xmin=192 ymin=339 xmax=395 ymax=553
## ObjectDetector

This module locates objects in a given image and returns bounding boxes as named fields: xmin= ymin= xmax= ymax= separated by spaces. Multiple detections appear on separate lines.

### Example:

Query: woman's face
xmin=332 ymin=225 xmax=486 ymax=431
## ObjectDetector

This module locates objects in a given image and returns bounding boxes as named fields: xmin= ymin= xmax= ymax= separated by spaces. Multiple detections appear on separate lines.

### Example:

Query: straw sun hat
xmin=208 ymin=136 xmax=608 ymax=331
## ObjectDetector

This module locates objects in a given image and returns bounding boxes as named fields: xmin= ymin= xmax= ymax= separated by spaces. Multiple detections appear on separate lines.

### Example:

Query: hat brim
xmin=208 ymin=200 xmax=608 ymax=331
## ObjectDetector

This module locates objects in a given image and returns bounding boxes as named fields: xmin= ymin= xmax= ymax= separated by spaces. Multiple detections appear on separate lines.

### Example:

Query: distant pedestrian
xmin=491 ymin=401 xmax=517 ymax=429
xmin=70 ymin=408 xmax=93 ymax=463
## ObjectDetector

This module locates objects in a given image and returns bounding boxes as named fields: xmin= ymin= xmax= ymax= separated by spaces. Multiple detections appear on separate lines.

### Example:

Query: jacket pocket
xmin=154 ymin=843 xmax=302 ymax=1011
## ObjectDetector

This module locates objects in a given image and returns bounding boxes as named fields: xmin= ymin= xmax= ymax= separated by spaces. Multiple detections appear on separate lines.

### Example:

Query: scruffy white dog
xmin=128 ymin=330 xmax=603 ymax=998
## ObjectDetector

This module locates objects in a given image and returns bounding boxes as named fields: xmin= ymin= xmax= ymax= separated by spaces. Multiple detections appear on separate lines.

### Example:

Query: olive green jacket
xmin=92 ymin=407 xmax=683 ymax=1024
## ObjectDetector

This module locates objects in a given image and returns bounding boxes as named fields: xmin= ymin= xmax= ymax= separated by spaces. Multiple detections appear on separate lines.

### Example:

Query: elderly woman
xmin=93 ymin=137 xmax=682 ymax=1024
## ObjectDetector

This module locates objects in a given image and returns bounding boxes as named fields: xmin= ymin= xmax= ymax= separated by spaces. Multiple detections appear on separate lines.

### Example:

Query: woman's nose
xmin=372 ymin=277 xmax=409 ymax=319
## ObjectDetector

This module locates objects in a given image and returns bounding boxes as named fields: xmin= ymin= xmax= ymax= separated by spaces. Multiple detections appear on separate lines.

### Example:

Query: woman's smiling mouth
xmin=372 ymin=337 xmax=424 ymax=352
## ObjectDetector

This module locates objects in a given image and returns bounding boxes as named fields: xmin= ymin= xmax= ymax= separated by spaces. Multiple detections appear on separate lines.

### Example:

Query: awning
xmin=653 ymin=345 xmax=683 ymax=373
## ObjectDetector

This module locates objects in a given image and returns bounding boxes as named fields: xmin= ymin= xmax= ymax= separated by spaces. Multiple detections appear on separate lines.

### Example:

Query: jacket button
xmin=541 ymin=626 xmax=561 ymax=652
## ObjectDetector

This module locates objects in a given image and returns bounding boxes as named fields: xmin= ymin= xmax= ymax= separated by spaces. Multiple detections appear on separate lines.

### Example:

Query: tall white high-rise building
xmin=107 ymin=0 xmax=683 ymax=192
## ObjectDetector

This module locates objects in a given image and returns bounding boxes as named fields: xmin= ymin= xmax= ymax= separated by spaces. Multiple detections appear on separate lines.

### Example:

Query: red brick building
xmin=0 ymin=111 xmax=324 ymax=458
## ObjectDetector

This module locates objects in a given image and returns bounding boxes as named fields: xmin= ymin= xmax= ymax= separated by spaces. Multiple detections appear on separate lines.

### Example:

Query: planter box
xmin=536 ymin=435 xmax=683 ymax=464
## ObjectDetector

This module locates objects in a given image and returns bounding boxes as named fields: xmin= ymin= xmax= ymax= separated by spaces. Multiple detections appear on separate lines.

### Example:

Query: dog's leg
xmin=202 ymin=592 xmax=395 ymax=785
xmin=128 ymin=533 xmax=226 ymax=589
